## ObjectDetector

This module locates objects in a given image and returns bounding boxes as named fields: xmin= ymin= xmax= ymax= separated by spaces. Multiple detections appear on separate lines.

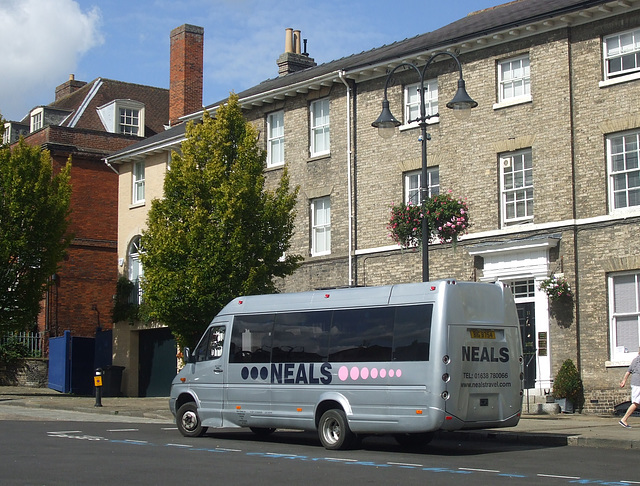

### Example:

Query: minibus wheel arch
xmin=314 ymin=397 xmax=351 ymax=429
xmin=175 ymin=392 xmax=198 ymax=412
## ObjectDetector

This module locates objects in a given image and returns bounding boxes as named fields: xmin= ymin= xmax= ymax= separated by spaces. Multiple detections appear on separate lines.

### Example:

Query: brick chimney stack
xmin=169 ymin=24 xmax=204 ymax=126
xmin=55 ymin=74 xmax=87 ymax=101
xmin=277 ymin=28 xmax=316 ymax=76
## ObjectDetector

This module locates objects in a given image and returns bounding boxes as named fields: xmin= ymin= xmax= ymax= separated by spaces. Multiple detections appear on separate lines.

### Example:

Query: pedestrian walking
xmin=619 ymin=348 xmax=640 ymax=428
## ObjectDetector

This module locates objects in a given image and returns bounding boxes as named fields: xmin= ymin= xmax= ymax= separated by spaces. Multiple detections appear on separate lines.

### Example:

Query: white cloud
xmin=0 ymin=0 xmax=103 ymax=121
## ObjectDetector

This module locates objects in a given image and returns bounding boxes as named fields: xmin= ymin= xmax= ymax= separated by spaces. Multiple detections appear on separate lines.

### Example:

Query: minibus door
xmin=190 ymin=322 xmax=227 ymax=427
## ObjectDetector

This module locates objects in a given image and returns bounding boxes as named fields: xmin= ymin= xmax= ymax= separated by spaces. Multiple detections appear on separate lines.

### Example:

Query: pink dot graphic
xmin=361 ymin=367 xmax=369 ymax=379
xmin=371 ymin=368 xmax=378 ymax=379
xmin=380 ymin=369 xmax=387 ymax=378
xmin=389 ymin=369 xmax=395 ymax=377
xmin=396 ymin=369 xmax=402 ymax=377
xmin=338 ymin=366 xmax=348 ymax=381
xmin=350 ymin=367 xmax=360 ymax=380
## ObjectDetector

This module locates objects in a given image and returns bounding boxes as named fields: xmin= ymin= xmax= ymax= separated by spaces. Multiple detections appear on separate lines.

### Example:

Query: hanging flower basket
xmin=387 ymin=191 xmax=470 ymax=248
xmin=387 ymin=202 xmax=423 ymax=248
xmin=425 ymin=192 xmax=470 ymax=244
xmin=539 ymin=275 xmax=573 ymax=302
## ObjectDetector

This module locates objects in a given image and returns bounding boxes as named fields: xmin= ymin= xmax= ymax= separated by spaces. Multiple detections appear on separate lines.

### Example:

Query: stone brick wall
xmin=0 ymin=359 xmax=48 ymax=387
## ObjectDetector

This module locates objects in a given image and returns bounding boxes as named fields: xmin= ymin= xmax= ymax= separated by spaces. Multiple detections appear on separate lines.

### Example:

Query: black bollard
xmin=94 ymin=368 xmax=103 ymax=407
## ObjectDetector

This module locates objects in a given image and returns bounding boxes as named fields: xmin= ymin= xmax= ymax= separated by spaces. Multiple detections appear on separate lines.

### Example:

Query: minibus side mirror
xmin=183 ymin=347 xmax=195 ymax=364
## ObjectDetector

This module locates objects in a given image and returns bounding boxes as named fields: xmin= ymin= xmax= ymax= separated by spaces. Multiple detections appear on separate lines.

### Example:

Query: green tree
xmin=0 ymin=140 xmax=72 ymax=333
xmin=141 ymin=94 xmax=302 ymax=346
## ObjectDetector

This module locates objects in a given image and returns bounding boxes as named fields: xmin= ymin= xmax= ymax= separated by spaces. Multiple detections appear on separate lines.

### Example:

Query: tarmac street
xmin=0 ymin=386 xmax=638 ymax=450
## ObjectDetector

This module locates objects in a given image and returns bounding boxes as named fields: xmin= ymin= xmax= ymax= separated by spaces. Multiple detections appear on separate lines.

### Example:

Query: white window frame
xmin=310 ymin=99 xmax=330 ymax=157
xmin=609 ymin=271 xmax=640 ymax=363
xmin=2 ymin=123 xmax=10 ymax=145
xmin=495 ymin=55 xmax=531 ymax=108
xmin=267 ymin=110 xmax=285 ymax=167
xmin=404 ymin=167 xmax=440 ymax=205
xmin=402 ymin=80 xmax=438 ymax=127
xmin=120 ymin=107 xmax=140 ymax=136
xmin=500 ymin=149 xmax=534 ymax=225
xmin=311 ymin=196 xmax=331 ymax=256
xmin=604 ymin=28 xmax=640 ymax=81
xmin=608 ymin=130 xmax=640 ymax=212
xmin=132 ymin=160 xmax=145 ymax=205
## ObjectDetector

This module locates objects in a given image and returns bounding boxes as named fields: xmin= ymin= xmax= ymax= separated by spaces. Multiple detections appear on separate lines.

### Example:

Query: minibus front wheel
xmin=177 ymin=402 xmax=207 ymax=437
xmin=318 ymin=409 xmax=355 ymax=450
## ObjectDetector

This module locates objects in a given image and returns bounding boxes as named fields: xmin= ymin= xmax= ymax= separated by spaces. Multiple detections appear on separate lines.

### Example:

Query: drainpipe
xmin=338 ymin=71 xmax=353 ymax=287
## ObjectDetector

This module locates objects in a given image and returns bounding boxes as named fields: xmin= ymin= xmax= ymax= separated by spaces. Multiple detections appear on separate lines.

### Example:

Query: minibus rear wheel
xmin=318 ymin=409 xmax=354 ymax=450
xmin=177 ymin=402 xmax=207 ymax=437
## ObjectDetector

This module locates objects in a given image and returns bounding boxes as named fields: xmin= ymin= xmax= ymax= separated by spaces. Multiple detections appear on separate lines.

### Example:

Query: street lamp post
xmin=372 ymin=51 xmax=477 ymax=282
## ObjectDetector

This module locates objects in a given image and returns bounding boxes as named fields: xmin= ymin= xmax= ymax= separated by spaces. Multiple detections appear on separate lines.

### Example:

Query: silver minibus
xmin=170 ymin=280 xmax=523 ymax=449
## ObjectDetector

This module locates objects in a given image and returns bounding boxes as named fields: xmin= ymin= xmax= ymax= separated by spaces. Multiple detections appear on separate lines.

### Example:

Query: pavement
xmin=0 ymin=386 xmax=638 ymax=450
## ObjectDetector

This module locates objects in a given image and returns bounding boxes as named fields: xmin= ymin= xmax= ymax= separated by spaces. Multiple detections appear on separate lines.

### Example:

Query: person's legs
xmin=621 ymin=402 xmax=637 ymax=425
xmin=620 ymin=385 xmax=640 ymax=426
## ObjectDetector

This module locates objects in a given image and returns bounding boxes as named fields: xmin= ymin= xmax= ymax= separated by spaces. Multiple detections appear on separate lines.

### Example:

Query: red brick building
xmin=3 ymin=24 xmax=203 ymax=343
xmin=4 ymin=77 xmax=169 ymax=339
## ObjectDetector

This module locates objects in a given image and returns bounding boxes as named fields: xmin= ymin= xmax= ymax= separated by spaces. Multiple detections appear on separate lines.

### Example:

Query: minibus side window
xmin=230 ymin=314 xmax=274 ymax=363
xmin=272 ymin=311 xmax=331 ymax=363
xmin=193 ymin=325 xmax=226 ymax=362
xmin=328 ymin=307 xmax=394 ymax=362
xmin=392 ymin=304 xmax=432 ymax=361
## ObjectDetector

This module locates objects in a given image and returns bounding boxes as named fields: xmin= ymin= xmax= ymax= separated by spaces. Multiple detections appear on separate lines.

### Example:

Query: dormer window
xmin=30 ymin=108 xmax=43 ymax=132
xmin=97 ymin=100 xmax=145 ymax=137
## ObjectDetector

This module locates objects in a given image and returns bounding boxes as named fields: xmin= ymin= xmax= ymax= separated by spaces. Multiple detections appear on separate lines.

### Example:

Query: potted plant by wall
xmin=552 ymin=359 xmax=583 ymax=413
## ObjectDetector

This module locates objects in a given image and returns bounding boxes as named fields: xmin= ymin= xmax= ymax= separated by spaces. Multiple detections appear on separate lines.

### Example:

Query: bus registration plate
xmin=470 ymin=329 xmax=495 ymax=339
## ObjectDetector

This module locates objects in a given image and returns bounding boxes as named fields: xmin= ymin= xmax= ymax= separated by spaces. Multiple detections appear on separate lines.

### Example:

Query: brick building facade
xmin=3 ymin=39 xmax=178 ymax=342
xmin=108 ymin=0 xmax=640 ymax=408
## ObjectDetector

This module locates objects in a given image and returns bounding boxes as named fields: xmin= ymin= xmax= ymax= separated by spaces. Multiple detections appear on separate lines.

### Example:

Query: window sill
xmin=493 ymin=95 xmax=532 ymax=111
xmin=311 ymin=251 xmax=331 ymax=258
xmin=501 ymin=219 xmax=534 ymax=228
xmin=610 ymin=206 xmax=640 ymax=217
xmin=606 ymin=360 xmax=633 ymax=368
xmin=308 ymin=153 xmax=331 ymax=163
xmin=599 ymin=71 xmax=640 ymax=88
xmin=399 ymin=118 xmax=439 ymax=132
xmin=129 ymin=201 xmax=146 ymax=210
xmin=266 ymin=162 xmax=285 ymax=171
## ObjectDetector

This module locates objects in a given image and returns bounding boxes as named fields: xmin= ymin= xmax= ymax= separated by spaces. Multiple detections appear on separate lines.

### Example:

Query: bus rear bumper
xmin=440 ymin=411 xmax=521 ymax=431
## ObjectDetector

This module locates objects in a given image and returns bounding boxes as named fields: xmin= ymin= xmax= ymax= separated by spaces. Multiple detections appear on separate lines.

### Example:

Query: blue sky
xmin=0 ymin=0 xmax=505 ymax=122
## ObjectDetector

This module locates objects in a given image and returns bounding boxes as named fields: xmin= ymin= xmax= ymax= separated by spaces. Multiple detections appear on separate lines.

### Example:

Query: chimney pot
xmin=284 ymin=28 xmax=293 ymax=53
xmin=293 ymin=30 xmax=301 ymax=54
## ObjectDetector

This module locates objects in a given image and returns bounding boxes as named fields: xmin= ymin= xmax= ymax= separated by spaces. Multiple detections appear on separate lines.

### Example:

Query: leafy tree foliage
xmin=0 ymin=140 xmax=72 ymax=333
xmin=141 ymin=94 xmax=301 ymax=346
